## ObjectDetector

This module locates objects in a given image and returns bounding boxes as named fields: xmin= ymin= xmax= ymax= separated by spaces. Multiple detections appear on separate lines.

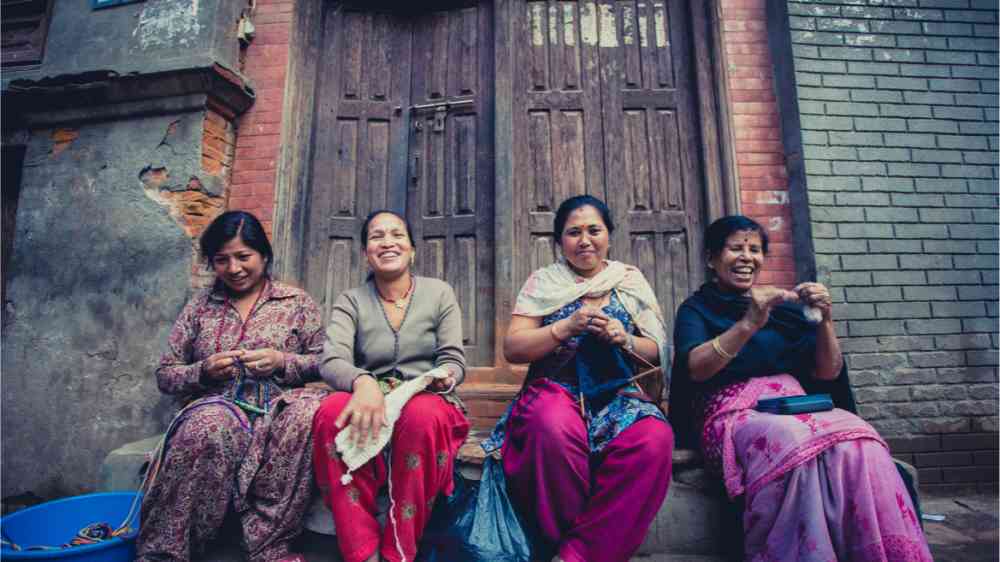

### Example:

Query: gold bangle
xmin=711 ymin=337 xmax=735 ymax=360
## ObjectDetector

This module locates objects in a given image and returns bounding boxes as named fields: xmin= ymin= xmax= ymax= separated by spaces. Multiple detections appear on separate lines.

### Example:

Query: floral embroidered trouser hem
xmin=137 ymin=388 xmax=326 ymax=562
xmin=501 ymin=379 xmax=674 ymax=562
xmin=312 ymin=392 xmax=469 ymax=562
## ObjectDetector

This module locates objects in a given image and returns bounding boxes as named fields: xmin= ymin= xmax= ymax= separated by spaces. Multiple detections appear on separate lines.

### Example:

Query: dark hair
xmin=200 ymin=210 xmax=273 ymax=271
xmin=704 ymin=215 xmax=769 ymax=258
xmin=553 ymin=195 xmax=615 ymax=240
xmin=360 ymin=210 xmax=417 ymax=249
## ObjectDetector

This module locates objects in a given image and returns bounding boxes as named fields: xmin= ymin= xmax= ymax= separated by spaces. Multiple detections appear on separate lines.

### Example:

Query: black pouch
xmin=755 ymin=394 xmax=833 ymax=415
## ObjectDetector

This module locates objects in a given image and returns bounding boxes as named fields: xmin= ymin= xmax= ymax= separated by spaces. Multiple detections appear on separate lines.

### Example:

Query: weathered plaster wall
xmin=1 ymin=113 xmax=218 ymax=497
xmin=2 ymin=0 xmax=244 ymax=84
xmin=1 ymin=0 xmax=248 ymax=500
xmin=785 ymin=0 xmax=998 ymax=493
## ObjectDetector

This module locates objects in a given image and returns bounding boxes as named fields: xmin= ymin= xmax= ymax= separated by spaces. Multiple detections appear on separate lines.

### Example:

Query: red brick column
xmin=229 ymin=0 xmax=295 ymax=238
xmin=720 ymin=0 xmax=796 ymax=288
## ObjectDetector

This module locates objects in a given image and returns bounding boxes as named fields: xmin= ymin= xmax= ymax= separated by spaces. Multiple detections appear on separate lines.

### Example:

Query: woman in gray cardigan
xmin=311 ymin=210 xmax=470 ymax=562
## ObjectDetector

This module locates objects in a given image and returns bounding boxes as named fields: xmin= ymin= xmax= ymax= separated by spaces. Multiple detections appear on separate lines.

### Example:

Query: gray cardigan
xmin=321 ymin=276 xmax=466 ymax=392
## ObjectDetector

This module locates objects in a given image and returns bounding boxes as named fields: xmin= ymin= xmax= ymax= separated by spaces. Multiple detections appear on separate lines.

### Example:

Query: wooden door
xmin=597 ymin=0 xmax=705 ymax=335
xmin=510 ymin=1 xmax=607 ymax=286
xmin=303 ymin=9 xmax=412 ymax=312
xmin=407 ymin=4 xmax=495 ymax=365
xmin=303 ymin=3 xmax=496 ymax=364
xmin=510 ymin=0 xmax=705 ymax=336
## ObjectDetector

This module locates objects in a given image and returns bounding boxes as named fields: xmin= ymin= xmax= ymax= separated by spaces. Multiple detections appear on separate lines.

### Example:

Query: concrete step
xmin=101 ymin=434 xmax=729 ymax=561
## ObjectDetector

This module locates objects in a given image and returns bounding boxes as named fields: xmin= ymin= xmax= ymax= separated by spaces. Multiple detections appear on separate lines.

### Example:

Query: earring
xmin=410 ymin=253 xmax=416 ymax=267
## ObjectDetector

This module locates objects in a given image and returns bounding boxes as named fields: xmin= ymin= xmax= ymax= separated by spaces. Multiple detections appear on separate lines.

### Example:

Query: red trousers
xmin=312 ymin=392 xmax=469 ymax=562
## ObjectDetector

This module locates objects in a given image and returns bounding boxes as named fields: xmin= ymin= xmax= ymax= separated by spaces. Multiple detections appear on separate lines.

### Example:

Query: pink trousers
xmin=501 ymin=379 xmax=674 ymax=562
xmin=312 ymin=392 xmax=469 ymax=562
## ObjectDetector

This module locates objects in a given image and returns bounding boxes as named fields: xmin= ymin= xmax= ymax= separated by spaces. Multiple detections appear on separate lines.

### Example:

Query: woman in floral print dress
xmin=137 ymin=211 xmax=327 ymax=562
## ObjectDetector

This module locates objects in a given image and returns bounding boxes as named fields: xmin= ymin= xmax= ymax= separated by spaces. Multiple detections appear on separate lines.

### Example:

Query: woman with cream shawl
xmin=482 ymin=195 xmax=674 ymax=562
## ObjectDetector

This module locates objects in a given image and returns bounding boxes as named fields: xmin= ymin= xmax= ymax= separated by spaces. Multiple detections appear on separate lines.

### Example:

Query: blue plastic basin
xmin=1 ymin=492 xmax=140 ymax=561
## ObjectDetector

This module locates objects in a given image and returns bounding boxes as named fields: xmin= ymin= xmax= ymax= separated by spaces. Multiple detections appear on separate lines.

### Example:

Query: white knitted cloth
xmin=336 ymin=367 xmax=451 ymax=485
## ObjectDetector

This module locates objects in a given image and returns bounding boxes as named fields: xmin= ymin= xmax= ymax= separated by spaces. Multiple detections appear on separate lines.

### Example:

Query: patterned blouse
xmin=156 ymin=279 xmax=325 ymax=405
xmin=483 ymin=291 xmax=666 ymax=455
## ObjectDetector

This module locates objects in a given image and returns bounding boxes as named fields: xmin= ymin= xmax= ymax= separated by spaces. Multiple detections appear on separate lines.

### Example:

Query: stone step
xmin=101 ymin=434 xmax=728 ymax=561
xmin=455 ymin=381 xmax=519 ymax=433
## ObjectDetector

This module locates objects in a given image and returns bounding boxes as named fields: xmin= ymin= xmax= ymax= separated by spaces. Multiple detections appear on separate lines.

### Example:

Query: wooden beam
xmin=766 ymin=0 xmax=817 ymax=283
xmin=493 ymin=0 xmax=515 ymax=369
xmin=272 ymin=0 xmax=325 ymax=284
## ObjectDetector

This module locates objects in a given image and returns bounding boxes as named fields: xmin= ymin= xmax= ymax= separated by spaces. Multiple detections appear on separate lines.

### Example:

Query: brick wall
xmin=787 ymin=0 xmax=998 ymax=492
xmin=723 ymin=0 xmax=798 ymax=288
xmin=229 ymin=0 xmax=296 ymax=237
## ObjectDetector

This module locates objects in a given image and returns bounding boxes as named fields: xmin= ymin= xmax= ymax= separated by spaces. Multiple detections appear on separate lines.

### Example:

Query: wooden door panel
xmin=598 ymin=0 xmax=704 ymax=323
xmin=513 ymin=0 xmax=605 ymax=292
xmin=408 ymin=3 xmax=495 ymax=365
xmin=304 ymin=9 xmax=412 ymax=319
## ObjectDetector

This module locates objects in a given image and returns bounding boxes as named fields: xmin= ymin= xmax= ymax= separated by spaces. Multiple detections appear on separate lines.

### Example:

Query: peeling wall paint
xmin=133 ymin=0 xmax=203 ymax=50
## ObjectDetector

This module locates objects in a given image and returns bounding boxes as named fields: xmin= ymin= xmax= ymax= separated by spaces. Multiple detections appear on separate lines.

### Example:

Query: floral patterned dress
xmin=137 ymin=280 xmax=328 ymax=562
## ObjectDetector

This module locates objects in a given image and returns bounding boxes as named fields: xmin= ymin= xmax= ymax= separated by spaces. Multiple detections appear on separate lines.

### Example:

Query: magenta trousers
xmin=501 ymin=379 xmax=674 ymax=562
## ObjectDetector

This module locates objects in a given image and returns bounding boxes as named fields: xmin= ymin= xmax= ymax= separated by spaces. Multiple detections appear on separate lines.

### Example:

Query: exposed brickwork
xmin=721 ymin=0 xmax=797 ymax=288
xmin=228 ymin=0 xmax=295 ymax=237
xmin=788 ymin=0 xmax=999 ymax=488
xmin=49 ymin=128 xmax=78 ymax=157
xmin=142 ymin=110 xmax=236 ymax=287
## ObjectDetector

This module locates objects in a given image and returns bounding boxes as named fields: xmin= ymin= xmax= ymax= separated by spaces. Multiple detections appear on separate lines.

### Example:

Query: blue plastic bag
xmin=418 ymin=456 xmax=543 ymax=562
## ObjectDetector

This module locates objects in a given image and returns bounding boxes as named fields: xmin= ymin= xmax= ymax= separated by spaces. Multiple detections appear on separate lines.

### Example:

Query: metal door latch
xmin=433 ymin=106 xmax=446 ymax=132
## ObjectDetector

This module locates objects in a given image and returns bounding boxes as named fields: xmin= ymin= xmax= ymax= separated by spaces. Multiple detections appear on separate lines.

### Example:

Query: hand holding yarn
xmin=744 ymin=286 xmax=799 ymax=330
xmin=335 ymin=367 xmax=450 ymax=485
xmin=427 ymin=365 xmax=458 ymax=393
xmin=240 ymin=348 xmax=285 ymax=378
xmin=202 ymin=350 xmax=245 ymax=381
xmin=794 ymin=282 xmax=832 ymax=324
xmin=565 ymin=305 xmax=608 ymax=337
xmin=596 ymin=317 xmax=628 ymax=346
xmin=337 ymin=375 xmax=387 ymax=445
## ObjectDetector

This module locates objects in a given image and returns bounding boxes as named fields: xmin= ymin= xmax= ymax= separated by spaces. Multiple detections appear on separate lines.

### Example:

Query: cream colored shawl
xmin=513 ymin=259 xmax=671 ymax=371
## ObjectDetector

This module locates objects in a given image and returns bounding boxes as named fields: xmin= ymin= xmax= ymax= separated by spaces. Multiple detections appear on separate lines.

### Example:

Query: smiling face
xmin=708 ymin=230 xmax=765 ymax=294
xmin=559 ymin=205 xmax=610 ymax=278
xmin=211 ymin=236 xmax=267 ymax=296
xmin=364 ymin=212 xmax=414 ymax=278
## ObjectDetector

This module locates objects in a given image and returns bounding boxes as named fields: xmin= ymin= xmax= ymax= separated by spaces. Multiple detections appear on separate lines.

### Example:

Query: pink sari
xmin=699 ymin=374 xmax=932 ymax=562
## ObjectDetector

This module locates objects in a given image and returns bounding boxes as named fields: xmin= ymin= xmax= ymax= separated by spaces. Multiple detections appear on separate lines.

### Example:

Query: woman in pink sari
xmin=669 ymin=215 xmax=931 ymax=562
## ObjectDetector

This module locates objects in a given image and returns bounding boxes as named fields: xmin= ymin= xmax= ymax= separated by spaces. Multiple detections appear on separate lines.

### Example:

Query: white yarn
xmin=386 ymin=459 xmax=406 ymax=562
xmin=336 ymin=367 xmax=451 ymax=485
xmin=803 ymin=305 xmax=823 ymax=324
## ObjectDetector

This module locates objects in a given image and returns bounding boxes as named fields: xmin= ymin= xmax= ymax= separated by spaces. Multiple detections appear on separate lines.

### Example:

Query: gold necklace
xmin=376 ymin=276 xmax=414 ymax=311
